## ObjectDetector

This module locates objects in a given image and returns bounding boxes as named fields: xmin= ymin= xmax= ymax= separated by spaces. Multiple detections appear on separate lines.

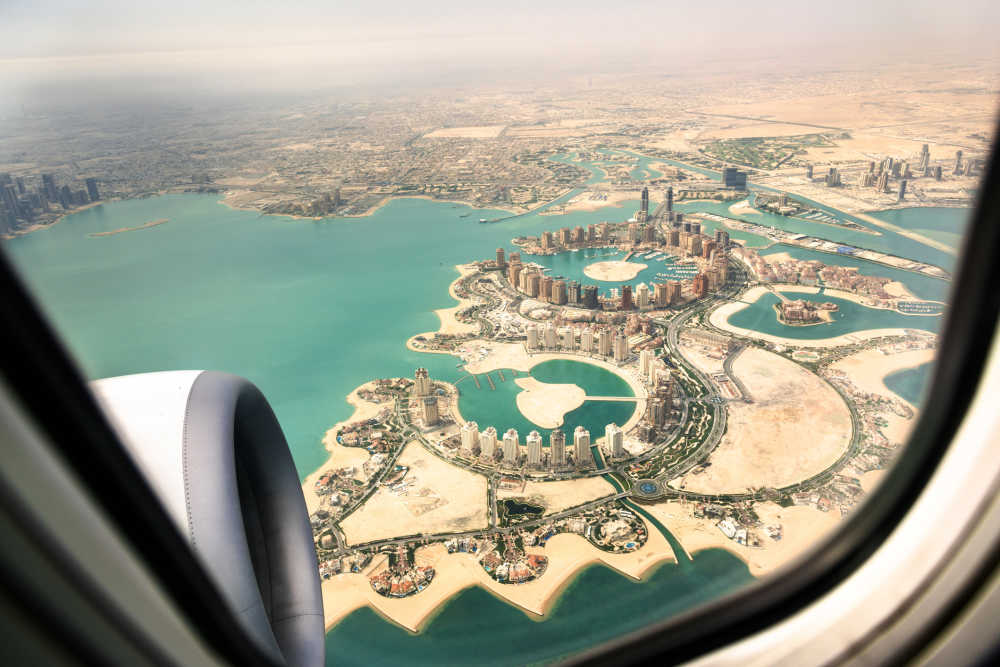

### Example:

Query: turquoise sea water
xmin=0 ymin=183 xmax=965 ymax=665
xmin=727 ymin=291 xmax=941 ymax=340
xmin=883 ymin=362 xmax=934 ymax=405
xmin=456 ymin=360 xmax=636 ymax=440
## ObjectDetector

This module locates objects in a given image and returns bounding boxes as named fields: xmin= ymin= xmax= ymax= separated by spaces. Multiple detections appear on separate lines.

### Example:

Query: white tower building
xmin=461 ymin=421 xmax=480 ymax=455
xmin=543 ymin=323 xmax=557 ymax=349
xmin=598 ymin=329 xmax=612 ymax=357
xmin=574 ymin=426 xmax=591 ymax=466
xmin=640 ymin=349 xmax=655 ymax=378
xmin=480 ymin=427 xmax=498 ymax=459
xmin=581 ymin=328 xmax=594 ymax=353
xmin=526 ymin=325 xmax=540 ymax=350
xmin=559 ymin=327 xmax=574 ymax=349
xmin=502 ymin=429 xmax=520 ymax=464
xmin=605 ymin=423 xmax=624 ymax=458
xmin=526 ymin=430 xmax=543 ymax=467
xmin=613 ymin=331 xmax=629 ymax=362
xmin=636 ymin=283 xmax=650 ymax=309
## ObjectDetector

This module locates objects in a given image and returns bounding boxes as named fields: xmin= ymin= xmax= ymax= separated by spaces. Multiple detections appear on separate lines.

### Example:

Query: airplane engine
xmin=90 ymin=371 xmax=323 ymax=667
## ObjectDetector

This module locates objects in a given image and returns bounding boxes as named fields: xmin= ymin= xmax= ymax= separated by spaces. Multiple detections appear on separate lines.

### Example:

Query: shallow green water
xmin=883 ymin=362 xmax=933 ymax=405
xmin=325 ymin=550 xmax=752 ymax=666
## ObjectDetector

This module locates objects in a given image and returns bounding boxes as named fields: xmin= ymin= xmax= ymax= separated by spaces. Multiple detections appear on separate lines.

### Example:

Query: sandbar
xmin=513 ymin=377 xmax=586 ymax=429
xmin=583 ymin=260 xmax=647 ymax=282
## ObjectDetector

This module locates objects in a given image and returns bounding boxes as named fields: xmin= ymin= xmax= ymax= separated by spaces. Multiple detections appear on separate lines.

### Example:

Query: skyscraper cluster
xmin=0 ymin=173 xmax=101 ymax=233
xmin=457 ymin=422 xmax=599 ymax=469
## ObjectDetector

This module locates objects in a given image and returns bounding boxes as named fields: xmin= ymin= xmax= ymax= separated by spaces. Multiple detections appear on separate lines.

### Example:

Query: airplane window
xmin=1 ymin=2 xmax=996 ymax=664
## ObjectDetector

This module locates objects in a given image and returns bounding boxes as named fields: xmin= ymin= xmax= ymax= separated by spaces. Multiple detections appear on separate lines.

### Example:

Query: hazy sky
xmin=2 ymin=0 xmax=999 ymax=104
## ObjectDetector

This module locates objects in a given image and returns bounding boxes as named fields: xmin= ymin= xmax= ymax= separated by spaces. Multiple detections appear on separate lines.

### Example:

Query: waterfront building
xmin=573 ymin=426 xmax=591 ymax=465
xmin=461 ymin=421 xmax=480 ymax=455
xmin=621 ymin=284 xmax=634 ymax=310
xmin=509 ymin=251 xmax=521 ymax=264
xmin=898 ymin=180 xmax=907 ymax=202
xmin=481 ymin=427 xmax=498 ymax=459
xmin=636 ymin=283 xmax=650 ymax=309
xmin=581 ymin=328 xmax=595 ymax=353
xmin=598 ymin=222 xmax=610 ymax=241
xmin=526 ymin=325 xmax=540 ymax=350
xmin=598 ymin=329 xmax=612 ymax=357
xmin=85 ymin=178 xmax=100 ymax=202
xmin=641 ymin=225 xmax=655 ymax=244
xmin=526 ymin=272 xmax=541 ymax=298
xmin=559 ymin=227 xmax=572 ymax=245
xmin=640 ymin=349 xmax=656 ymax=378
xmin=559 ymin=327 xmax=575 ymax=349
xmin=687 ymin=235 xmax=702 ymax=257
xmin=665 ymin=186 xmax=673 ymax=212
xmin=954 ymin=150 xmax=964 ymax=175
xmin=543 ymin=323 xmax=557 ymax=349
xmin=421 ymin=397 xmax=439 ymax=426
xmin=414 ymin=368 xmax=432 ymax=397
xmin=502 ymin=429 xmax=520 ymax=464
xmin=573 ymin=226 xmax=585 ymax=243
xmin=550 ymin=430 xmax=566 ymax=466
xmin=640 ymin=187 xmax=649 ymax=216
xmin=567 ymin=281 xmax=581 ymax=305
xmin=702 ymin=240 xmax=717 ymax=259
xmin=552 ymin=279 xmax=567 ymax=305
xmin=526 ymin=431 xmax=543 ymax=467
xmin=691 ymin=221 xmax=701 ymax=236
xmin=668 ymin=281 xmax=683 ymax=304
xmin=876 ymin=171 xmax=890 ymax=193
xmin=586 ymin=224 xmax=596 ymax=242
xmin=541 ymin=230 xmax=554 ymax=250
xmin=540 ymin=275 xmax=553 ymax=302
xmin=613 ymin=331 xmax=629 ymax=362
xmin=42 ymin=174 xmax=58 ymax=202
xmin=583 ymin=285 xmax=599 ymax=309
xmin=668 ymin=230 xmax=680 ymax=247
xmin=496 ymin=248 xmax=506 ymax=270
xmin=654 ymin=282 xmax=670 ymax=308
xmin=693 ymin=273 xmax=709 ymax=298
xmin=628 ymin=222 xmax=640 ymax=242
xmin=722 ymin=167 xmax=747 ymax=189
xmin=648 ymin=358 xmax=666 ymax=385
xmin=647 ymin=399 xmax=667 ymax=427
xmin=605 ymin=423 xmax=624 ymax=458
xmin=508 ymin=262 xmax=522 ymax=286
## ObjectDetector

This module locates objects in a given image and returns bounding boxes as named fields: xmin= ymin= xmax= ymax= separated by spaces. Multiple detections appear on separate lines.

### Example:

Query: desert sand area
xmin=563 ymin=190 xmax=639 ymax=212
xmin=671 ymin=347 xmax=852 ymax=495
xmin=497 ymin=477 xmax=617 ymax=514
xmin=831 ymin=346 xmax=935 ymax=447
xmin=423 ymin=125 xmax=507 ymax=138
xmin=728 ymin=199 xmax=760 ymax=216
xmin=709 ymin=287 xmax=913 ymax=348
xmin=433 ymin=263 xmax=481 ymax=335
xmin=583 ymin=260 xmax=647 ymax=281
xmin=513 ymin=376 xmax=587 ymax=429
xmin=302 ymin=382 xmax=387 ymax=514
xmin=321 ymin=520 xmax=678 ymax=631
xmin=339 ymin=442 xmax=489 ymax=546
xmin=642 ymin=500 xmax=842 ymax=577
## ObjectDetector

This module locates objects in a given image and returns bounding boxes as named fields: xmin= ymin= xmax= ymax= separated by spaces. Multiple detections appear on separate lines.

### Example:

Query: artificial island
xmin=303 ymin=181 xmax=941 ymax=632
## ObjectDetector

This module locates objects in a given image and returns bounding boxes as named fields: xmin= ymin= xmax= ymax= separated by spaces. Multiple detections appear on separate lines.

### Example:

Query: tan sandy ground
xmin=859 ymin=469 xmax=888 ymax=494
xmin=563 ymin=190 xmax=639 ymax=213
xmin=433 ymin=264 xmax=481 ymax=335
xmin=513 ymin=377 xmax=586 ymax=429
xmin=676 ymin=343 xmax=726 ymax=376
xmin=583 ymin=260 xmax=648 ymax=281
xmin=831 ymin=346 xmax=934 ymax=447
xmin=728 ymin=199 xmax=761 ymax=216
xmin=339 ymin=442 xmax=489 ymax=545
xmin=884 ymin=280 xmax=918 ymax=300
xmin=497 ymin=477 xmax=617 ymax=514
xmin=322 ymin=516 xmax=677 ymax=631
xmin=710 ymin=286 xmax=913 ymax=348
xmin=642 ymin=501 xmax=842 ymax=577
xmin=671 ymin=347 xmax=852 ymax=494
xmin=301 ymin=383 xmax=382 ymax=514
xmin=423 ymin=125 xmax=506 ymax=138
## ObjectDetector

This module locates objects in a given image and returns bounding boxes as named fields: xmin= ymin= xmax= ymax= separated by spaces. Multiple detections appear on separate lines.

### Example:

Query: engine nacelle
xmin=91 ymin=371 xmax=323 ymax=667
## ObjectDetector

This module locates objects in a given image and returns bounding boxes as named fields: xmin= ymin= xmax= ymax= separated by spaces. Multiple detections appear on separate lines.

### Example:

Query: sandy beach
xmin=513 ymin=376 xmax=586 ymax=429
xmin=670 ymin=347 xmax=852 ymax=494
xmin=728 ymin=199 xmax=761 ymax=216
xmin=322 ymin=515 xmax=677 ymax=632
xmin=641 ymin=500 xmax=843 ymax=577
xmin=433 ymin=263 xmax=481 ymax=335
xmin=583 ymin=260 xmax=647 ymax=281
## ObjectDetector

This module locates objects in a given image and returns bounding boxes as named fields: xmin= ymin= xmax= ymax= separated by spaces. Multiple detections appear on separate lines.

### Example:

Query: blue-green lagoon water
xmin=727 ymin=290 xmax=941 ymax=340
xmin=0 ymin=185 xmax=962 ymax=665
xmin=883 ymin=362 xmax=934 ymax=406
